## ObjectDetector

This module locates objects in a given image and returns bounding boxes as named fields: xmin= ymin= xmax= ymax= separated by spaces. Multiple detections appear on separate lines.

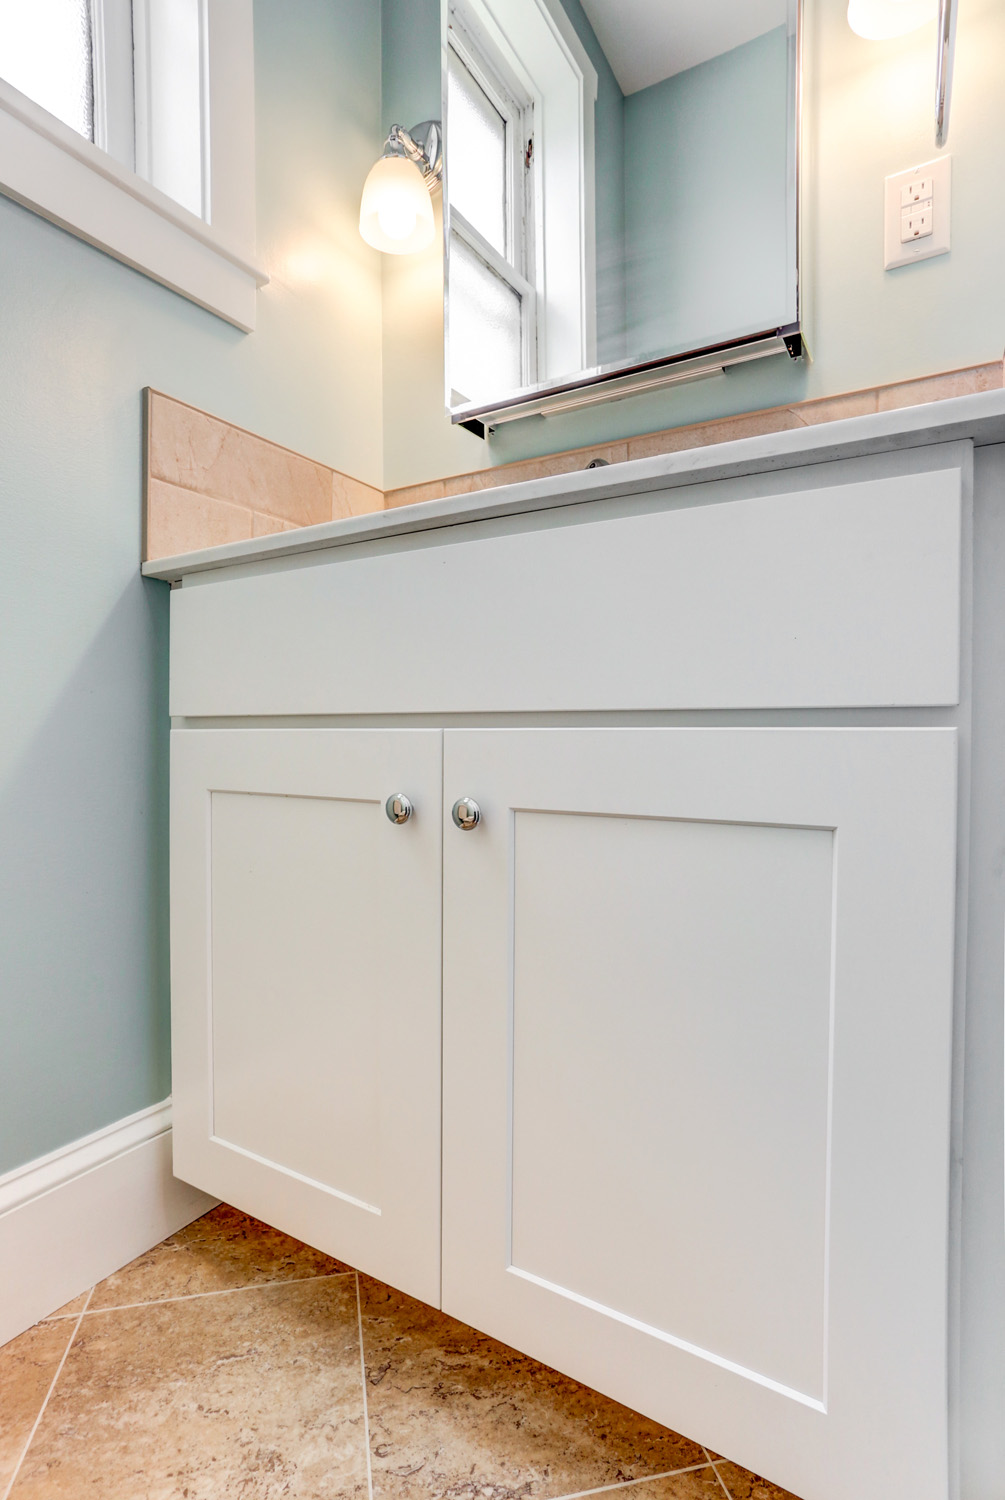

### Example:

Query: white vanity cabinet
xmin=159 ymin=426 xmax=983 ymax=1500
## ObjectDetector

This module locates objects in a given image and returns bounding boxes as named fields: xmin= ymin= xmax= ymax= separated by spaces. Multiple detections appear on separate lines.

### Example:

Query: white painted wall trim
xmin=0 ymin=0 xmax=266 ymax=331
xmin=0 ymin=1100 xmax=217 ymax=1349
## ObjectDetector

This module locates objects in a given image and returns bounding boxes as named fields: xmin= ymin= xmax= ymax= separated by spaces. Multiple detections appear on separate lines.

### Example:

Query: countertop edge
xmin=141 ymin=389 xmax=1005 ymax=581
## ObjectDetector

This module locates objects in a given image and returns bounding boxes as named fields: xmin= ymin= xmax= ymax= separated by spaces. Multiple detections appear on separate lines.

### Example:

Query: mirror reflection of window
xmin=446 ymin=8 xmax=536 ymax=405
xmin=447 ymin=48 xmax=509 ymax=255
xmin=443 ymin=0 xmax=798 ymax=419
xmin=446 ymin=0 xmax=598 ymax=407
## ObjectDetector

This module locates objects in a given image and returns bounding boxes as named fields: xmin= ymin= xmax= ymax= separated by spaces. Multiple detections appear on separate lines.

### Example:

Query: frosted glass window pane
xmin=448 ymin=48 xmax=507 ymax=256
xmin=450 ymin=234 xmax=523 ymax=404
xmin=0 ymin=0 xmax=93 ymax=140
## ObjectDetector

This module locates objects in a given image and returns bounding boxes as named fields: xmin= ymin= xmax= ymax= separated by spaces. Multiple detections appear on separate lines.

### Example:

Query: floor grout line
xmin=546 ymin=1460 xmax=721 ymax=1500
xmin=63 ymin=1268 xmax=357 ymax=1319
xmin=705 ymin=1452 xmax=734 ymax=1500
xmin=354 ymin=1271 xmax=374 ymax=1500
xmin=1 ymin=1285 xmax=93 ymax=1500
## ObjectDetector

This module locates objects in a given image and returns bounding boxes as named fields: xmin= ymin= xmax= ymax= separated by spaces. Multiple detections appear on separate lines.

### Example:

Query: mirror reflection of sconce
xmin=847 ymin=0 xmax=956 ymax=145
xmin=359 ymin=121 xmax=443 ymax=254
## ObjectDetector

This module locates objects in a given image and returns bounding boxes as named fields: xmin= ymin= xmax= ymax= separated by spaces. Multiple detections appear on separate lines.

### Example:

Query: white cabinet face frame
xmin=441 ymin=727 xmax=958 ymax=1500
xmin=170 ymin=728 xmax=444 ymax=1304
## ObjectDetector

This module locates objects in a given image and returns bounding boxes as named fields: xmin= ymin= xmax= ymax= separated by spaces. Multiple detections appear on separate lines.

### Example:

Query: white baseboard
xmin=0 ymin=1100 xmax=218 ymax=1348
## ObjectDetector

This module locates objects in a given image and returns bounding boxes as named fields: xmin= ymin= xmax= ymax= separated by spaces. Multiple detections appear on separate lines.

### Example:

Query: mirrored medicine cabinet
xmin=442 ymin=0 xmax=801 ymax=427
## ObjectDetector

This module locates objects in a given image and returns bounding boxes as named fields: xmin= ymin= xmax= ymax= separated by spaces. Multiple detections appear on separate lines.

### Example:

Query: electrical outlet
xmin=885 ymin=156 xmax=951 ymax=270
xmin=900 ymin=175 xmax=933 ymax=207
xmin=901 ymin=204 xmax=932 ymax=242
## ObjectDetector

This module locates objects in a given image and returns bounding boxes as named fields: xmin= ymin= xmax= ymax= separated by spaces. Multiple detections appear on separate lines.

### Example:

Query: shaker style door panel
xmin=171 ymin=729 xmax=443 ymax=1304
xmin=441 ymin=728 xmax=957 ymax=1500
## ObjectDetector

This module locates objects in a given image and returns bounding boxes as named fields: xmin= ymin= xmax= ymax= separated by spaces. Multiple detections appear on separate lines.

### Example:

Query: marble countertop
xmin=142 ymin=388 xmax=1005 ymax=582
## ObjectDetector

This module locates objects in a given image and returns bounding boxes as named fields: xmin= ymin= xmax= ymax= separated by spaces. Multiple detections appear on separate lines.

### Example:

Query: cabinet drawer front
xmin=441 ymin=727 xmax=957 ymax=1500
xmin=170 ymin=460 xmax=963 ymax=716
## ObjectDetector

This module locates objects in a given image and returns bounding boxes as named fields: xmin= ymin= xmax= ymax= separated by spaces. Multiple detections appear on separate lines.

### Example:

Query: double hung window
xmin=0 ymin=0 xmax=261 ymax=328
xmin=446 ymin=7 xmax=536 ymax=405
xmin=445 ymin=0 xmax=597 ymax=415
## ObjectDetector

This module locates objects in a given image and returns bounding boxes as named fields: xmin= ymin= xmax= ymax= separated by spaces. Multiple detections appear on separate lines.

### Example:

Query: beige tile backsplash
xmin=144 ymin=361 xmax=1004 ymax=561
xmin=143 ymin=390 xmax=384 ymax=561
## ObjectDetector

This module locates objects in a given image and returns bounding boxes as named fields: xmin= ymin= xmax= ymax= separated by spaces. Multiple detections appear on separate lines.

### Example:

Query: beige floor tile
xmin=713 ymin=1460 xmax=803 ymax=1500
xmin=360 ymin=1276 xmax=706 ymax=1500
xmin=610 ymin=1470 xmax=727 ymax=1500
xmin=9 ymin=1277 xmax=368 ymax=1500
xmin=89 ymin=1203 xmax=353 ymax=1311
xmin=41 ymin=1291 xmax=90 ymax=1320
xmin=0 ymin=1319 xmax=75 ymax=1492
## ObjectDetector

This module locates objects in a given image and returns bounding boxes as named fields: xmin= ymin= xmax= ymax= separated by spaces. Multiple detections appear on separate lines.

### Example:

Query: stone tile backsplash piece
xmin=145 ymin=360 xmax=1003 ymax=560
xmin=143 ymin=390 xmax=385 ymax=562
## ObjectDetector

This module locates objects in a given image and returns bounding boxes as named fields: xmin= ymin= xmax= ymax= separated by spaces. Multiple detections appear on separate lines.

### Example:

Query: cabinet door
xmin=442 ymin=728 xmax=957 ymax=1500
xmin=171 ymin=728 xmax=442 ymax=1303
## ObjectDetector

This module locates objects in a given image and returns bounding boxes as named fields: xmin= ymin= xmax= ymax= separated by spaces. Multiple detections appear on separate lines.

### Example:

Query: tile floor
xmin=0 ymin=1205 xmax=801 ymax=1500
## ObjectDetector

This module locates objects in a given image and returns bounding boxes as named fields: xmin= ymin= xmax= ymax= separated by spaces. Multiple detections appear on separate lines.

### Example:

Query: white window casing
xmin=0 ymin=0 xmax=265 ymax=330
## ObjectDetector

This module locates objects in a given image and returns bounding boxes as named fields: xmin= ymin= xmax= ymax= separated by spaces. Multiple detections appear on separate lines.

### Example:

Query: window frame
xmin=0 ymin=0 xmax=264 ymax=330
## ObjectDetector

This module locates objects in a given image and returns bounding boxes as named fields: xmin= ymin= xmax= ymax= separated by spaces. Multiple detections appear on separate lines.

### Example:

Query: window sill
xmin=0 ymin=77 xmax=267 ymax=331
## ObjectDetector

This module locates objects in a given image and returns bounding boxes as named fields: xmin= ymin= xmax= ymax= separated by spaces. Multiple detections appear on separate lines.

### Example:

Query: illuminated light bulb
xmin=377 ymin=198 xmax=418 ymax=241
xmin=847 ymin=0 xmax=937 ymax=39
xmin=359 ymin=154 xmax=434 ymax=255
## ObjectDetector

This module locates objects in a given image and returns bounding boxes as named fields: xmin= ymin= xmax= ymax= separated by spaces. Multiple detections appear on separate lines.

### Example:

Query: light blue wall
xmin=0 ymin=0 xmax=384 ymax=1175
xmin=623 ymin=27 xmax=791 ymax=361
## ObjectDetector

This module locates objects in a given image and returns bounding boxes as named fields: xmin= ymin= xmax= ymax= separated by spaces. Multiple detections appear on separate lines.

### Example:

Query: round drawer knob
xmin=451 ymin=797 xmax=481 ymax=831
xmin=385 ymin=793 xmax=413 ymax=825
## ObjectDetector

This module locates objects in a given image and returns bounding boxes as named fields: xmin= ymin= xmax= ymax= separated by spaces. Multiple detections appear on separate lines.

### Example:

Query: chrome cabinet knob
xmin=385 ymin=793 xmax=413 ymax=825
xmin=452 ymin=797 xmax=481 ymax=831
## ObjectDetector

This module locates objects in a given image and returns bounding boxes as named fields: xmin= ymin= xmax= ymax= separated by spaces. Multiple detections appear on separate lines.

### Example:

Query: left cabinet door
xmin=170 ymin=728 xmax=443 ymax=1304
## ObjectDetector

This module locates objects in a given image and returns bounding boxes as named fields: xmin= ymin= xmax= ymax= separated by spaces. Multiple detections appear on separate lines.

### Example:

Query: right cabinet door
xmin=441 ymin=728 xmax=957 ymax=1500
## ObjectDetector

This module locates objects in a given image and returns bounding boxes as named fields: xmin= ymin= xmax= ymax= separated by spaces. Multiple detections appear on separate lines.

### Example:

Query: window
xmin=0 ymin=0 xmax=262 ymax=328
xmin=0 ymin=0 xmax=96 ymax=141
xmin=445 ymin=0 xmax=597 ymax=411
xmin=447 ymin=13 xmax=535 ymax=403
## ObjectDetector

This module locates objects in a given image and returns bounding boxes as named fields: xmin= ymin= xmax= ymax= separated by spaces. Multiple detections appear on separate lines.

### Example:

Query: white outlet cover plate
xmin=884 ymin=156 xmax=951 ymax=271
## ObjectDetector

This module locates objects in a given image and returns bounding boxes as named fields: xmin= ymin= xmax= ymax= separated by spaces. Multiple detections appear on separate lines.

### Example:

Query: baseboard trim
xmin=0 ymin=1100 xmax=217 ymax=1347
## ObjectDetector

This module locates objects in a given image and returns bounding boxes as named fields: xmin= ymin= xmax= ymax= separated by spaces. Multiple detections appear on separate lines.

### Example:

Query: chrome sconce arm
xmin=385 ymin=121 xmax=443 ymax=187
xmin=848 ymin=0 xmax=958 ymax=148
xmin=934 ymin=0 xmax=956 ymax=146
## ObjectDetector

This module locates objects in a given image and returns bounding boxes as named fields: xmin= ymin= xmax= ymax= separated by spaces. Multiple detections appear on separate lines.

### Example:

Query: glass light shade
xmin=359 ymin=155 xmax=435 ymax=254
xmin=847 ymin=0 xmax=937 ymax=39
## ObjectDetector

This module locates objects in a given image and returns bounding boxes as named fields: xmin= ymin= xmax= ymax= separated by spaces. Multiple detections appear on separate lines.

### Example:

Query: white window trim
xmin=0 ymin=0 xmax=266 ymax=331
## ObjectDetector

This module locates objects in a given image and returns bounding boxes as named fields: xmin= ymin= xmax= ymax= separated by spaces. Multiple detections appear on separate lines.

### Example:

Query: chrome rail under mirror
xmin=442 ymin=0 xmax=803 ymax=428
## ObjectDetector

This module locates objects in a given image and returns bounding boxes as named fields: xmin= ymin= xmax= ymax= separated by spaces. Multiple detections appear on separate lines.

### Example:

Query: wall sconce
xmin=847 ymin=0 xmax=956 ymax=145
xmin=359 ymin=121 xmax=442 ymax=255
